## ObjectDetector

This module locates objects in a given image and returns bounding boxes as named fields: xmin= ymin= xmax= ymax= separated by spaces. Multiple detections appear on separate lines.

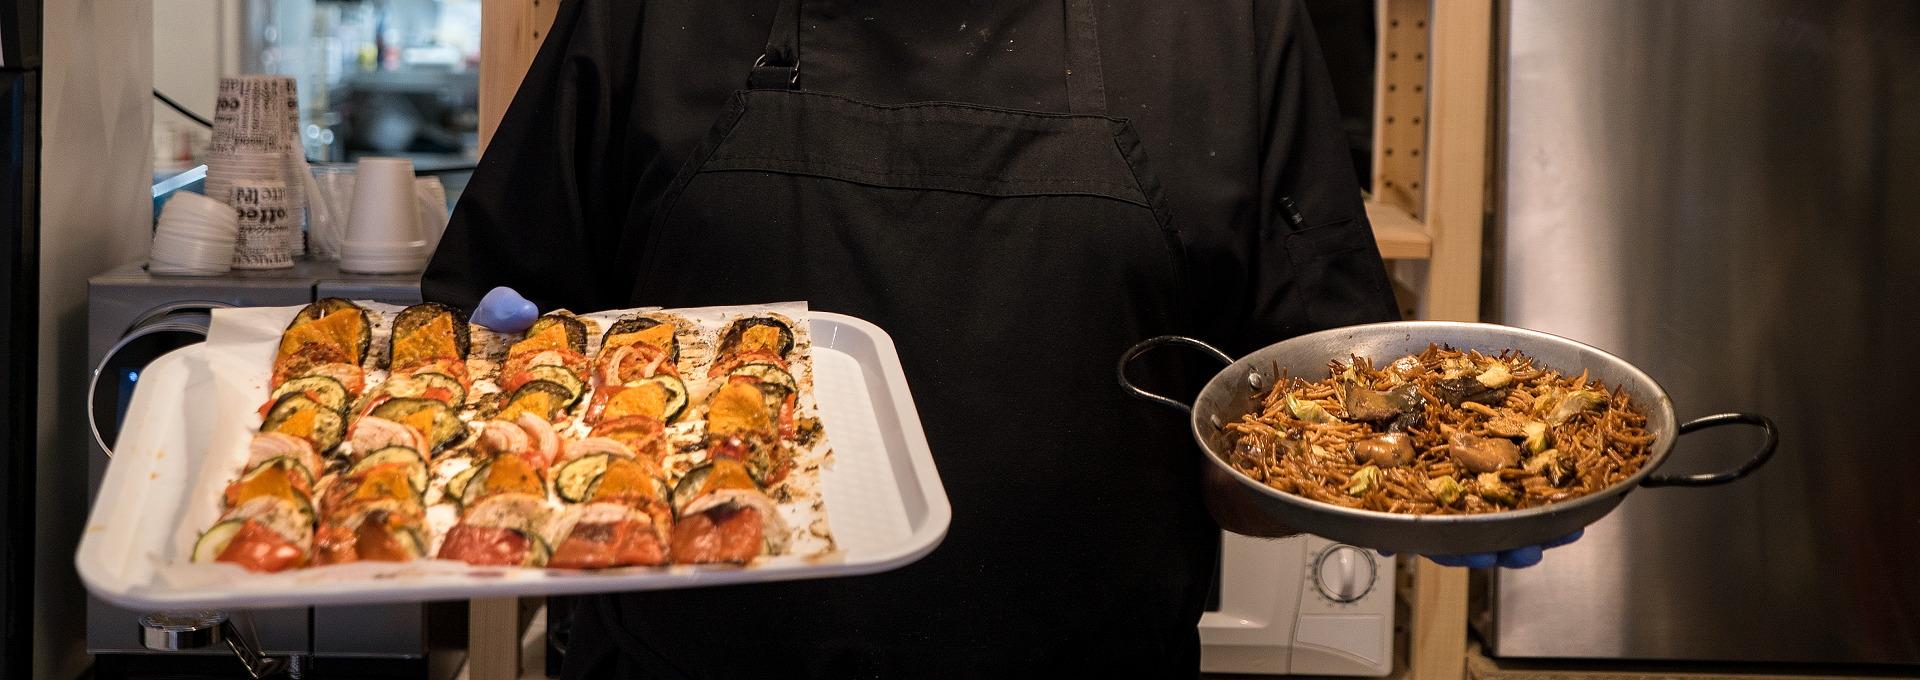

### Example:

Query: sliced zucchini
xmin=240 ymin=456 xmax=316 ymax=489
xmin=669 ymin=462 xmax=712 ymax=515
xmin=497 ymin=380 xmax=574 ymax=422
xmin=525 ymin=533 xmax=552 ymax=568
xmin=192 ymin=519 xmax=247 ymax=562
xmin=351 ymin=445 xmax=430 ymax=493
xmin=445 ymin=464 xmax=480 ymax=506
xmin=526 ymin=315 xmax=588 ymax=355
xmin=458 ymin=461 xmax=492 ymax=507
xmin=606 ymin=375 xmax=689 ymax=424
xmin=554 ymin=454 xmax=611 ymax=503
xmin=629 ymin=374 xmax=691 ymax=422
xmin=731 ymin=363 xmax=798 ymax=393
xmin=378 ymin=372 xmax=467 ymax=407
xmin=393 ymin=302 xmax=472 ymax=360
xmin=395 ymin=525 xmax=430 ymax=559
xmin=261 ymin=393 xmax=346 ymax=455
xmin=718 ymin=316 xmax=794 ymax=357
xmin=369 ymin=397 xmax=466 ymax=452
xmin=528 ymin=365 xmax=587 ymax=403
xmin=270 ymin=375 xmax=349 ymax=413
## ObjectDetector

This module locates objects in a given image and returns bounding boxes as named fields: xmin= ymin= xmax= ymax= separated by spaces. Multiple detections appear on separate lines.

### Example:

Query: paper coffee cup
xmin=230 ymin=178 xmax=294 ymax=269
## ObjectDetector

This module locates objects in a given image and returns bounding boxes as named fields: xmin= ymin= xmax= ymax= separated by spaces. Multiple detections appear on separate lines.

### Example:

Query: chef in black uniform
xmin=426 ymin=1 xmax=1550 ymax=677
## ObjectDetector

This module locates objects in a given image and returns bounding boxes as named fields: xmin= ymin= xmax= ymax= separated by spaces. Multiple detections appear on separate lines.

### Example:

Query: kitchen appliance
xmin=1490 ymin=0 xmax=1920 ymax=664
xmin=86 ymin=259 xmax=459 ymax=678
xmin=0 ymin=1 xmax=37 ymax=676
xmin=1118 ymin=325 xmax=1776 ymax=555
xmin=1200 ymin=533 xmax=1395 ymax=676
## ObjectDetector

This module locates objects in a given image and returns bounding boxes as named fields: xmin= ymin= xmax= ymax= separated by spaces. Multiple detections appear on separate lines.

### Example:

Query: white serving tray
xmin=77 ymin=312 xmax=949 ymax=610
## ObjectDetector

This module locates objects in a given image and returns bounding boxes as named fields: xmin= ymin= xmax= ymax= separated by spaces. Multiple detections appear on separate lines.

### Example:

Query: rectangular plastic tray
xmin=77 ymin=312 xmax=948 ymax=609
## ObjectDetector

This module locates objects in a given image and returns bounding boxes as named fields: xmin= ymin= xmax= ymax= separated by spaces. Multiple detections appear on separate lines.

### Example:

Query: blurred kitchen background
xmin=151 ymin=0 xmax=478 ymax=210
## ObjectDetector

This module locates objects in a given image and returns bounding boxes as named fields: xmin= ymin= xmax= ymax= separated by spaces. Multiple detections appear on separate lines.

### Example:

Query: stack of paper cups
xmin=148 ymin=192 xmax=240 ymax=275
xmin=204 ymin=75 xmax=306 ymax=262
xmin=340 ymin=157 xmax=427 ymax=274
xmin=231 ymin=179 xmax=294 ymax=269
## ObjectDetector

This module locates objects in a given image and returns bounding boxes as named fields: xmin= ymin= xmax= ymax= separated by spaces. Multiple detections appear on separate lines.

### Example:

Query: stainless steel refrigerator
xmin=1486 ymin=0 xmax=1919 ymax=664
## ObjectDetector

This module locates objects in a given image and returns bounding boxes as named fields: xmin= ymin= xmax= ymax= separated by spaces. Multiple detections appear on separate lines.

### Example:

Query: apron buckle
xmin=749 ymin=54 xmax=801 ymax=90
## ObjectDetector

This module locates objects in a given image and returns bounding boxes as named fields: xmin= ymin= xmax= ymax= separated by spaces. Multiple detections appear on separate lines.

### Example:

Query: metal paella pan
xmin=1118 ymin=321 xmax=1777 ymax=556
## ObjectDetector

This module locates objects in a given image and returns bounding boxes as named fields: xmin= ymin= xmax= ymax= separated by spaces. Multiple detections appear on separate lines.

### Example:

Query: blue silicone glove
xmin=470 ymin=286 xmax=539 ymax=333
xmin=1386 ymin=529 xmax=1584 ymax=569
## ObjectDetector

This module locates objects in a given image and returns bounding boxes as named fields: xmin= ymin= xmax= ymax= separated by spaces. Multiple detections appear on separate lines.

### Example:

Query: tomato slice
xmin=437 ymin=525 xmax=530 ymax=567
xmin=217 ymin=521 xmax=307 ymax=572
xmin=549 ymin=519 xmax=667 ymax=569
xmin=670 ymin=506 xmax=763 ymax=564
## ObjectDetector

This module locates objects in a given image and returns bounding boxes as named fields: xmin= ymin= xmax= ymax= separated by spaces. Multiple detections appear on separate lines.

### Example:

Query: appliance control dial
xmin=1311 ymin=544 xmax=1378 ymax=603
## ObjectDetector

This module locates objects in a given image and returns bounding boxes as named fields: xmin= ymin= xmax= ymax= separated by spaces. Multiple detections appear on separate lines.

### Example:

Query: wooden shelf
xmin=1368 ymin=198 xmax=1433 ymax=259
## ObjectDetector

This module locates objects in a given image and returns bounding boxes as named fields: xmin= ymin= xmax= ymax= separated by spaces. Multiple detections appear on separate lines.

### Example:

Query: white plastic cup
xmin=150 ymin=192 xmax=239 ymax=275
xmin=340 ymin=156 xmax=425 ymax=274
xmin=415 ymin=175 xmax=448 ymax=254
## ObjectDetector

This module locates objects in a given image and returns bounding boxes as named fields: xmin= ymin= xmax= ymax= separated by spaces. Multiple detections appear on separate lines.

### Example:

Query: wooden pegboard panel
xmin=1373 ymin=0 xmax=1431 ymax=219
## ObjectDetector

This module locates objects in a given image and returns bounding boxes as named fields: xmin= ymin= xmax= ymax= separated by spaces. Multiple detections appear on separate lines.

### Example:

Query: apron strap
xmin=1062 ymin=0 xmax=1108 ymax=115
xmin=748 ymin=0 xmax=1109 ymax=113
xmin=749 ymin=0 xmax=802 ymax=90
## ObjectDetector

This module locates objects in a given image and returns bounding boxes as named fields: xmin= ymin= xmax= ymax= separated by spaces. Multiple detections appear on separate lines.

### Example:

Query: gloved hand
xmin=1392 ymin=529 xmax=1585 ymax=569
xmin=469 ymin=286 xmax=539 ymax=333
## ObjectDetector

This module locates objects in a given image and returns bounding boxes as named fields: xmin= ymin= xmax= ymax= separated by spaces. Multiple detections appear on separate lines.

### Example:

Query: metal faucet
xmin=139 ymin=610 xmax=306 ymax=679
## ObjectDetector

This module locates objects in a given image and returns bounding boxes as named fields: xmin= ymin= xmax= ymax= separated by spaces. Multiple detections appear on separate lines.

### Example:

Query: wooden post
xmin=478 ymin=0 xmax=561 ymax=152
xmin=1402 ymin=1 xmax=1496 ymax=680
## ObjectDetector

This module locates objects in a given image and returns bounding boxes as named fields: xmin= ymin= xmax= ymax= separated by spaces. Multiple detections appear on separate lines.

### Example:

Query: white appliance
xmin=1200 ymin=533 xmax=1395 ymax=676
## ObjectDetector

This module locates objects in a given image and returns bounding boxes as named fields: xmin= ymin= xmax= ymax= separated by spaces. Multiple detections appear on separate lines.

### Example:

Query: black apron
xmin=559 ymin=0 xmax=1219 ymax=677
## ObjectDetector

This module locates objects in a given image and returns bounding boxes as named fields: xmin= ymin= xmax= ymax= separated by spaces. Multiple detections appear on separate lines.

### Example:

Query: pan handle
xmin=1117 ymin=335 xmax=1234 ymax=415
xmin=1640 ymin=413 xmax=1779 ymax=487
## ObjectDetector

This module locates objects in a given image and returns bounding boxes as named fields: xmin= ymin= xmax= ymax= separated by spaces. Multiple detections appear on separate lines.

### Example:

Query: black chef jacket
xmin=425 ymin=1 xmax=1399 ymax=677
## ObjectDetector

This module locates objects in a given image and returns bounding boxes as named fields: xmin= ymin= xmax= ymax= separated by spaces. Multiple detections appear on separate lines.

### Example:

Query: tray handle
xmin=1641 ymin=412 xmax=1779 ymax=487
xmin=1117 ymin=335 xmax=1234 ymax=415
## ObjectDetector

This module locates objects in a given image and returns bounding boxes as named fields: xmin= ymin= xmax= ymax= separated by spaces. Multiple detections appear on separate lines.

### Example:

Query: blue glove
xmin=1386 ymin=529 xmax=1584 ymax=569
xmin=470 ymin=286 xmax=539 ymax=333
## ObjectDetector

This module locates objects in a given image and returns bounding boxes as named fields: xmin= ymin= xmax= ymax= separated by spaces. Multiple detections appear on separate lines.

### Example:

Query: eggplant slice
xmin=286 ymin=298 xmax=372 ymax=366
xmin=392 ymin=302 xmax=472 ymax=361
xmin=527 ymin=314 xmax=589 ymax=355
xmin=717 ymin=316 xmax=794 ymax=358
xmin=602 ymin=316 xmax=679 ymax=363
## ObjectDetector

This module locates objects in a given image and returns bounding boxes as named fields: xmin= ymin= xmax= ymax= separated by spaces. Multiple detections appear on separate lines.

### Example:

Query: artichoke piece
xmin=1523 ymin=448 xmax=1577 ymax=487
xmin=1547 ymin=389 xmax=1609 ymax=425
xmin=1441 ymin=356 xmax=1478 ymax=380
xmin=1284 ymin=393 xmax=1336 ymax=424
xmin=1476 ymin=363 xmax=1514 ymax=389
xmin=1449 ymin=430 xmax=1521 ymax=473
xmin=1341 ymin=382 xmax=1422 ymax=422
xmin=1346 ymin=465 xmax=1382 ymax=496
xmin=1523 ymin=421 xmax=1552 ymax=454
xmin=1385 ymin=355 xmax=1428 ymax=382
xmin=1351 ymin=432 xmax=1415 ymax=467
xmin=1427 ymin=476 xmax=1465 ymax=505
xmin=1475 ymin=472 xmax=1518 ymax=505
